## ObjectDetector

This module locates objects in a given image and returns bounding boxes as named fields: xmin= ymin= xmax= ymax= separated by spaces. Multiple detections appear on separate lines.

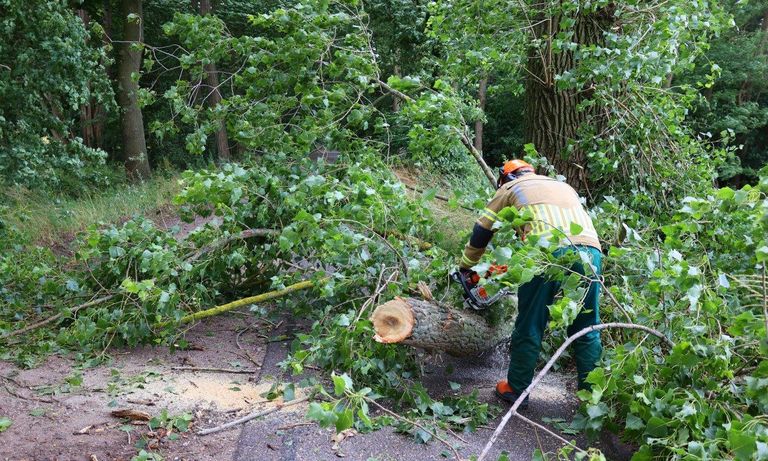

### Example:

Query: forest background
xmin=1 ymin=0 xmax=768 ymax=460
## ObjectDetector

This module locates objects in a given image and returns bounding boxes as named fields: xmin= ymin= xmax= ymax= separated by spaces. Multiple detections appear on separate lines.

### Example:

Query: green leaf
xmin=631 ymin=445 xmax=652 ymax=461
xmin=335 ymin=408 xmax=354 ymax=432
xmin=449 ymin=381 xmax=461 ymax=391
xmin=0 ymin=417 xmax=11 ymax=432
xmin=283 ymin=383 xmax=295 ymax=402
xmin=332 ymin=373 xmax=353 ymax=396
xmin=625 ymin=414 xmax=644 ymax=431
xmin=29 ymin=408 xmax=46 ymax=417
xmin=307 ymin=402 xmax=337 ymax=428
xmin=587 ymin=404 xmax=607 ymax=419
xmin=644 ymin=416 xmax=668 ymax=438
xmin=569 ymin=222 xmax=583 ymax=235
xmin=729 ymin=427 xmax=756 ymax=460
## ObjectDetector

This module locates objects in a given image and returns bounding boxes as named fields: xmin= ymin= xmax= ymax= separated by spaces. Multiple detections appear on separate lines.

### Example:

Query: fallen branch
xmin=377 ymin=229 xmax=433 ymax=251
xmin=477 ymin=322 xmax=674 ymax=461
xmin=197 ymin=396 xmax=310 ymax=435
xmin=170 ymin=366 xmax=257 ymax=374
xmin=375 ymin=78 xmax=497 ymax=187
xmin=186 ymin=228 xmax=279 ymax=262
xmin=1 ymin=294 xmax=114 ymax=340
xmin=178 ymin=278 xmax=323 ymax=325
xmin=367 ymin=398 xmax=462 ymax=461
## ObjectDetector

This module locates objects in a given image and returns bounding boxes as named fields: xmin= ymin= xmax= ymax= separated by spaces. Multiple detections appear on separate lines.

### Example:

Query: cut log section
xmin=371 ymin=296 xmax=517 ymax=357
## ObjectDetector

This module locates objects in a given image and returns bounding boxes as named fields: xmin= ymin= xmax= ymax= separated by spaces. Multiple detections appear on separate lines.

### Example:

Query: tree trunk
xmin=392 ymin=61 xmax=401 ymax=112
xmin=371 ymin=297 xmax=517 ymax=357
xmin=474 ymin=76 xmax=488 ymax=153
xmin=524 ymin=6 xmax=614 ymax=191
xmin=200 ymin=0 xmax=231 ymax=162
xmin=76 ymin=8 xmax=106 ymax=149
xmin=117 ymin=0 xmax=151 ymax=179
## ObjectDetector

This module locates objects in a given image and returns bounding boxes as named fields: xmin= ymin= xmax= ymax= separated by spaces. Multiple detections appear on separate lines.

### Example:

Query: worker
xmin=458 ymin=159 xmax=603 ymax=407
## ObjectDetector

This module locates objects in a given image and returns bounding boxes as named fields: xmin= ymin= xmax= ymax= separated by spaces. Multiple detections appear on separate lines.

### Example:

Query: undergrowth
xmin=1 ymin=173 xmax=180 ymax=246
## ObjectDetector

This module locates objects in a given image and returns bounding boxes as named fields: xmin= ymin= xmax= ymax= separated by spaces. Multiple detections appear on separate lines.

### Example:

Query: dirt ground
xmin=0 ymin=314 xmax=278 ymax=461
xmin=1 ymin=309 xmax=635 ymax=461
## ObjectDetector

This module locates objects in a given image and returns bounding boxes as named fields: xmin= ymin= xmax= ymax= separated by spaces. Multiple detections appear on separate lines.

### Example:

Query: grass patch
xmin=2 ymin=174 xmax=181 ymax=246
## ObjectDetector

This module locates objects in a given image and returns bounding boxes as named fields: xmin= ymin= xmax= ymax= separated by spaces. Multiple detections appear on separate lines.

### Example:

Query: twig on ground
xmin=476 ymin=322 xmax=674 ymax=461
xmin=367 ymin=398 xmax=462 ymax=461
xmin=170 ymin=366 xmax=257 ymax=374
xmin=277 ymin=422 xmax=314 ymax=430
xmin=3 ymin=384 xmax=56 ymax=403
xmin=197 ymin=396 xmax=310 ymax=435
xmin=235 ymin=327 xmax=264 ymax=368
xmin=402 ymin=184 xmax=475 ymax=212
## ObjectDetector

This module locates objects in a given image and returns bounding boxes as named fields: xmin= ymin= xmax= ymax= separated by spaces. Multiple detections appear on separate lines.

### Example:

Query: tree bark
xmin=199 ymin=0 xmax=231 ymax=162
xmin=474 ymin=76 xmax=488 ymax=153
xmin=117 ymin=0 xmax=151 ymax=179
xmin=524 ymin=6 xmax=614 ymax=191
xmin=392 ymin=60 xmax=401 ymax=112
xmin=371 ymin=297 xmax=517 ymax=357
xmin=76 ymin=8 xmax=106 ymax=149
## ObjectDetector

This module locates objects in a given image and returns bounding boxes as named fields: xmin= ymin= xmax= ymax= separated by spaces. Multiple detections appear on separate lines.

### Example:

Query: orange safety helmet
xmin=501 ymin=159 xmax=534 ymax=175
xmin=497 ymin=159 xmax=534 ymax=187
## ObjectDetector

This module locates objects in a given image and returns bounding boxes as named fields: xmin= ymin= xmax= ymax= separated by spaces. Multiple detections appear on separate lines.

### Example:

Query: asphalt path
xmin=235 ymin=331 xmax=634 ymax=461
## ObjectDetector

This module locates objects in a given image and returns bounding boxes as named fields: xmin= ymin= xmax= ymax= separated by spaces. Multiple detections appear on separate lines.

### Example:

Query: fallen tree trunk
xmin=371 ymin=296 xmax=517 ymax=357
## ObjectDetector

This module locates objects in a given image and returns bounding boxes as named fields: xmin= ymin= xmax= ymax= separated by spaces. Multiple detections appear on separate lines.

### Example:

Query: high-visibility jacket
xmin=460 ymin=174 xmax=600 ymax=269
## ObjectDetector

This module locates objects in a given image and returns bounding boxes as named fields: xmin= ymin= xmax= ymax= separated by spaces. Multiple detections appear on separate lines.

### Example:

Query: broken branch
xmin=197 ymin=396 xmax=310 ymax=435
xmin=178 ymin=278 xmax=323 ymax=325
xmin=375 ymin=78 xmax=497 ymax=187
xmin=170 ymin=366 xmax=258 ymax=374
xmin=1 ymin=294 xmax=114 ymax=340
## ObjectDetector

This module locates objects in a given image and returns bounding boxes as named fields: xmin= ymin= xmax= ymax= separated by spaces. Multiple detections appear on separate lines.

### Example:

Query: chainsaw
xmin=450 ymin=264 xmax=511 ymax=310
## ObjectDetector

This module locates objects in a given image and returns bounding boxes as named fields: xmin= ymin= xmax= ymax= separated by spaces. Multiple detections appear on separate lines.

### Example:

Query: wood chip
xmin=74 ymin=425 xmax=93 ymax=435
xmin=111 ymin=409 xmax=151 ymax=421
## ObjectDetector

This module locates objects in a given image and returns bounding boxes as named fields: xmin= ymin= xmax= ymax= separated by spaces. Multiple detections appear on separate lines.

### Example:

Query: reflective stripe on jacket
xmin=460 ymin=174 xmax=600 ymax=269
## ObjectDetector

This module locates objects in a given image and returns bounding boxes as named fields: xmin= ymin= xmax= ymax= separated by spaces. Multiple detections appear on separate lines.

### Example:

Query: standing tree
xmin=116 ymin=0 xmax=151 ymax=179
xmin=198 ymin=0 xmax=230 ymax=162
xmin=0 ymin=0 xmax=113 ymax=189
xmin=522 ymin=4 xmax=616 ymax=190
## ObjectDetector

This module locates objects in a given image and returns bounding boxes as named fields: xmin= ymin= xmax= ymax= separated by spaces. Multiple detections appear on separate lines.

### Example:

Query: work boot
xmin=495 ymin=380 xmax=529 ymax=409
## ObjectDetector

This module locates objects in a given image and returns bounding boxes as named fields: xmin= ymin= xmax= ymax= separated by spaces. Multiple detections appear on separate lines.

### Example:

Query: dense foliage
xmin=2 ymin=0 xmax=768 ymax=460
xmin=0 ymin=0 xmax=113 ymax=190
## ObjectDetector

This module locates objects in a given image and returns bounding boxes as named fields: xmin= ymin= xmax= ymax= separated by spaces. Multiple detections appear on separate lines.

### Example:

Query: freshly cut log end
xmin=371 ymin=297 xmax=415 ymax=344
xmin=370 ymin=296 xmax=517 ymax=357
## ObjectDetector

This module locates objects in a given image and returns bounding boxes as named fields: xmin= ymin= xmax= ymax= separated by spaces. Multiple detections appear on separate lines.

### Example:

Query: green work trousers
xmin=507 ymin=245 xmax=603 ymax=392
